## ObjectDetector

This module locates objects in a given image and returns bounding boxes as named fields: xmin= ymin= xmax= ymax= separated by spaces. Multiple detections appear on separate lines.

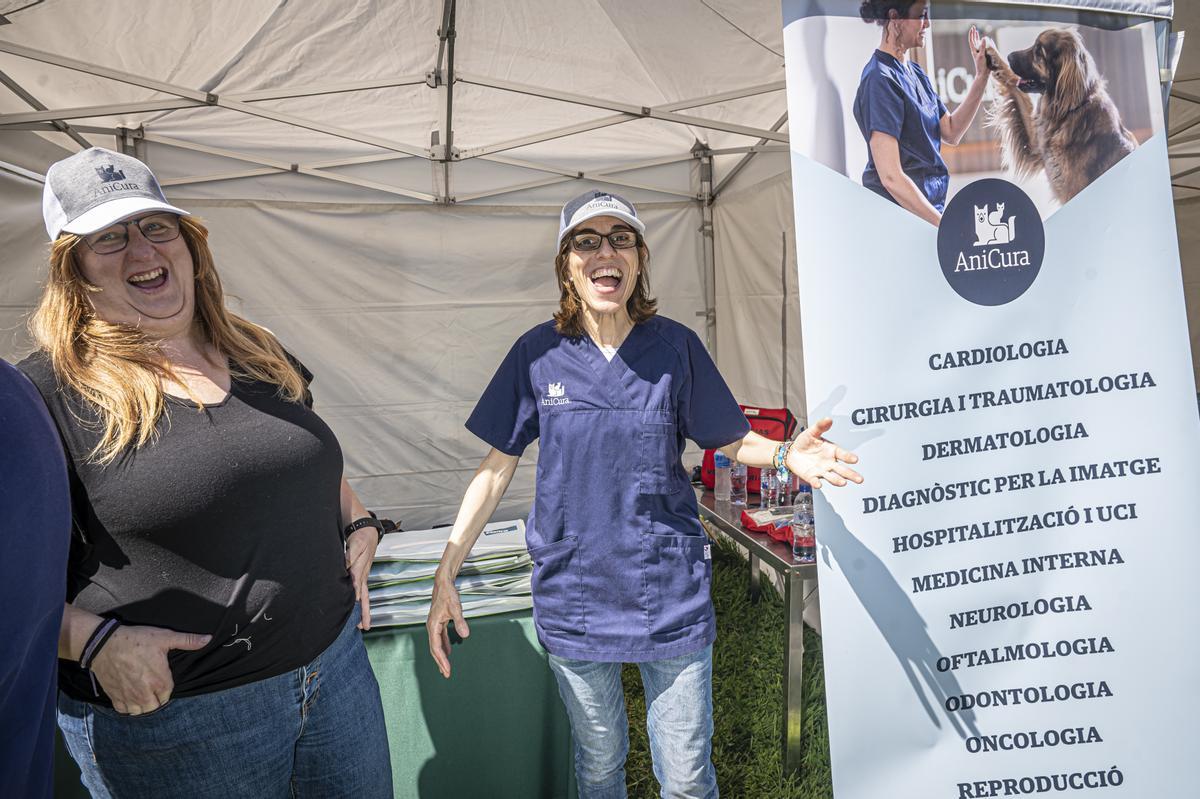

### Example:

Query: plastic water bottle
xmin=714 ymin=452 xmax=732 ymax=502
xmin=760 ymin=468 xmax=778 ymax=509
xmin=730 ymin=462 xmax=748 ymax=505
xmin=791 ymin=484 xmax=815 ymax=562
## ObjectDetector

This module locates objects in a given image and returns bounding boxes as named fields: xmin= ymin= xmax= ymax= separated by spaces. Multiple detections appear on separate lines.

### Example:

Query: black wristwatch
xmin=344 ymin=511 xmax=386 ymax=544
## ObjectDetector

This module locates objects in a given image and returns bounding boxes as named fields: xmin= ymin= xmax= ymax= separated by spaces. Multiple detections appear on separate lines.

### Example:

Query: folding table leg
xmin=782 ymin=568 xmax=805 ymax=777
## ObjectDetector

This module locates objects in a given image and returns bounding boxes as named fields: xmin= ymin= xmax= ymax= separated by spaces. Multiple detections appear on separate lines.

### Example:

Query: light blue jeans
xmin=57 ymin=605 xmax=392 ymax=798
xmin=547 ymin=644 xmax=718 ymax=799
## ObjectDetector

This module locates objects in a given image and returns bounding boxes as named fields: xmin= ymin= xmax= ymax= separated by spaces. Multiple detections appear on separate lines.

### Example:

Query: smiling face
xmin=564 ymin=215 xmax=642 ymax=318
xmin=73 ymin=212 xmax=197 ymax=340
xmin=889 ymin=1 xmax=930 ymax=51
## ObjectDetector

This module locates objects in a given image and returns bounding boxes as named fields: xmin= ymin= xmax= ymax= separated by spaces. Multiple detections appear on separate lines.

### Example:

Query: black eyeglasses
xmin=570 ymin=229 xmax=640 ymax=252
xmin=82 ymin=213 xmax=181 ymax=254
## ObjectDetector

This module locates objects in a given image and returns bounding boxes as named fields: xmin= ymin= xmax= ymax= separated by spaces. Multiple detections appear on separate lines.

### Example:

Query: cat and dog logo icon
xmin=973 ymin=203 xmax=1016 ymax=246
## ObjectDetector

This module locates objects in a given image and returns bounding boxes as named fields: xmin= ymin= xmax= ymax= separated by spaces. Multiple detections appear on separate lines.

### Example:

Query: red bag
xmin=700 ymin=405 xmax=799 ymax=494
xmin=739 ymin=507 xmax=794 ymax=544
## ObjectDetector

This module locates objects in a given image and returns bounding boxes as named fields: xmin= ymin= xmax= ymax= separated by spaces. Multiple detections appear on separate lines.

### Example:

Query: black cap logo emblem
xmin=95 ymin=165 xmax=127 ymax=183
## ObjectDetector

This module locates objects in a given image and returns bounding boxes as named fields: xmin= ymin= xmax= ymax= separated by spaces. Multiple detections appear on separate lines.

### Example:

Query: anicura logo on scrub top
xmin=543 ymin=382 xmax=570 ymax=406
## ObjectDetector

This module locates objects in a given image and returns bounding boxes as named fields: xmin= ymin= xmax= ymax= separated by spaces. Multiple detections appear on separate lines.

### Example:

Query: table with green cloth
xmin=366 ymin=609 xmax=577 ymax=798
xmin=55 ymin=610 xmax=577 ymax=799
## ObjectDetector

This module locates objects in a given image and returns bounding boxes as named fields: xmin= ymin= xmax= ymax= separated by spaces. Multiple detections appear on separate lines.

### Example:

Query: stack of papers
xmin=368 ymin=520 xmax=534 ymax=628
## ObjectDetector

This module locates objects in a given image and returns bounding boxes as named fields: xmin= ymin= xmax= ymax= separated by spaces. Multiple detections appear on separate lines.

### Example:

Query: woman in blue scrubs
xmin=426 ymin=190 xmax=862 ymax=798
xmin=854 ymin=0 xmax=990 ymax=226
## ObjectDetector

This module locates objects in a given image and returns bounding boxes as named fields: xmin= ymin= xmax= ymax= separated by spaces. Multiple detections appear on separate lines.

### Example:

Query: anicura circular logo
xmin=937 ymin=178 xmax=1044 ymax=306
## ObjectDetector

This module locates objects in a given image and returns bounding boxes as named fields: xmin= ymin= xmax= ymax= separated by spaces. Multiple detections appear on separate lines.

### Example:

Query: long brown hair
xmin=29 ymin=216 xmax=306 ymax=463
xmin=552 ymin=236 xmax=658 ymax=337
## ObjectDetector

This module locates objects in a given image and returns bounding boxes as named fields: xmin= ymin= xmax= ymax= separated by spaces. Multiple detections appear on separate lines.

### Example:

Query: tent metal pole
xmin=226 ymin=77 xmax=427 ymax=103
xmin=142 ymin=133 xmax=294 ymax=171
xmin=1167 ymin=127 xmax=1200 ymax=146
xmin=697 ymin=146 xmax=717 ymax=356
xmin=142 ymin=133 xmax=417 ymax=172
xmin=1167 ymin=113 xmax=1200 ymax=139
xmin=457 ymin=81 xmax=785 ymax=161
xmin=215 ymin=97 xmax=430 ymax=158
xmin=664 ymin=80 xmax=786 ymax=109
xmin=0 ymin=40 xmax=428 ymax=159
xmin=0 ymin=158 xmax=44 ymax=183
xmin=1171 ymin=161 xmax=1200 ymax=181
xmin=0 ymin=123 xmax=116 ymax=134
xmin=0 ymin=69 xmax=91 ymax=148
xmin=143 ymin=131 xmax=434 ymax=201
xmin=0 ymin=41 xmax=209 ymax=101
xmin=0 ymin=99 xmax=203 ymax=127
xmin=160 ymin=168 xmax=278 ymax=186
xmin=480 ymin=153 xmax=697 ymax=199
xmin=458 ymin=73 xmax=788 ymax=142
xmin=458 ymin=114 xmax=632 ymax=160
xmin=289 ymin=166 xmax=435 ymax=202
xmin=457 ymin=73 xmax=653 ymax=114
xmin=596 ymin=153 xmax=700 ymax=172
xmin=433 ymin=0 xmax=457 ymax=203
xmin=453 ymin=168 xmax=695 ymax=203
xmin=455 ymin=176 xmax=574 ymax=203
xmin=712 ymin=112 xmax=788 ymax=199
xmin=706 ymin=144 xmax=789 ymax=156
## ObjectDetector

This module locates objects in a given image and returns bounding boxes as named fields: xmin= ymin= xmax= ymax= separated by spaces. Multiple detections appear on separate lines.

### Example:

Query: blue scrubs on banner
xmin=467 ymin=316 xmax=750 ymax=662
xmin=854 ymin=49 xmax=950 ymax=211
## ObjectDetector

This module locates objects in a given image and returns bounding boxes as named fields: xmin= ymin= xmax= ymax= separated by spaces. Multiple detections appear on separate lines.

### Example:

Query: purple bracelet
xmin=79 ymin=617 xmax=121 ymax=672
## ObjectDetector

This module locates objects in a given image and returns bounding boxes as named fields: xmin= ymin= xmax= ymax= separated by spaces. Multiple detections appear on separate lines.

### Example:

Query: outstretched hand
xmin=784 ymin=417 xmax=863 ymax=490
xmin=969 ymin=25 xmax=989 ymax=76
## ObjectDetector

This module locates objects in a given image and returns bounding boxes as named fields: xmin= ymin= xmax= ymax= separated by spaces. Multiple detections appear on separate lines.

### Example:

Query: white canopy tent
xmin=0 ymin=0 xmax=1190 ymax=528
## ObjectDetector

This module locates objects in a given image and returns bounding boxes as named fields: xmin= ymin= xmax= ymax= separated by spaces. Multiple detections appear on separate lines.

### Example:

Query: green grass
xmin=622 ymin=536 xmax=834 ymax=798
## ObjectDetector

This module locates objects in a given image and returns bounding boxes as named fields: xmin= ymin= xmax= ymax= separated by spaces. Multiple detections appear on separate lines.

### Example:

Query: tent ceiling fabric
xmin=0 ymin=0 xmax=794 ymax=203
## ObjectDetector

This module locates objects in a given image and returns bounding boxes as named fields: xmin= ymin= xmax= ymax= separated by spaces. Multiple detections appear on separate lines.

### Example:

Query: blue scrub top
xmin=853 ymin=49 xmax=949 ymax=211
xmin=467 ymin=316 xmax=750 ymax=662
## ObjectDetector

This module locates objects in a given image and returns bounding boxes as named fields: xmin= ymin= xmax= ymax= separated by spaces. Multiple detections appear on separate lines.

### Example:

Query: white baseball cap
xmin=557 ymin=189 xmax=646 ymax=248
xmin=42 ymin=147 xmax=190 ymax=241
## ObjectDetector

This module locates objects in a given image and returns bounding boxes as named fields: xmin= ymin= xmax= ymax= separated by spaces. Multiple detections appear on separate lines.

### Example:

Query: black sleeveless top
xmin=19 ymin=350 xmax=353 ymax=705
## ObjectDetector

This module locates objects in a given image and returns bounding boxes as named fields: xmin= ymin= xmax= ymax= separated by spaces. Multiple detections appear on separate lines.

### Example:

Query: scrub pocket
xmin=642 ymin=533 xmax=712 ymax=636
xmin=638 ymin=409 xmax=681 ymax=495
xmin=529 ymin=535 xmax=586 ymax=634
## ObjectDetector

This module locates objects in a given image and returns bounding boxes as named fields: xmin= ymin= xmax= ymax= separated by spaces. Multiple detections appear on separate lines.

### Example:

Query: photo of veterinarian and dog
xmin=790 ymin=0 xmax=1164 ymax=225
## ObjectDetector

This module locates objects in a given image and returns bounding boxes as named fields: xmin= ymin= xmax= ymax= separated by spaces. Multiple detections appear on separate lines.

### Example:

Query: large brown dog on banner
xmin=985 ymin=29 xmax=1137 ymax=204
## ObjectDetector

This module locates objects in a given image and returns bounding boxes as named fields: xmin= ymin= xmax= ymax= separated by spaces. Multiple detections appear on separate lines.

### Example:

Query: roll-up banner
xmin=781 ymin=1 xmax=1197 ymax=797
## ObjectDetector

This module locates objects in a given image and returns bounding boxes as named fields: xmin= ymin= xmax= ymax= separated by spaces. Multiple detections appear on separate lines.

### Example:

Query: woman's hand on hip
xmin=786 ymin=417 xmax=864 ymax=490
xmin=426 ymin=578 xmax=470 ymax=679
xmin=345 ymin=527 xmax=379 ymax=631
xmin=90 ymin=625 xmax=211 ymax=715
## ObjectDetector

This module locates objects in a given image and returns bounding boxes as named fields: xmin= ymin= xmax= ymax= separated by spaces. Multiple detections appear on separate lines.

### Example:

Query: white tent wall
xmin=711 ymin=167 xmax=809 ymax=422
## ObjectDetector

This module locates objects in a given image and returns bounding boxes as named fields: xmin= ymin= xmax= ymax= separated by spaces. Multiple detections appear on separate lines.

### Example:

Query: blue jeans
xmin=547 ymin=645 xmax=717 ymax=799
xmin=57 ymin=605 xmax=392 ymax=798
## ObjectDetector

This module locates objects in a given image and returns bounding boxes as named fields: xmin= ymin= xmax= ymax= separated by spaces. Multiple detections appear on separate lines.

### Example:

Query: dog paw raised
xmin=985 ymin=44 xmax=1021 ymax=88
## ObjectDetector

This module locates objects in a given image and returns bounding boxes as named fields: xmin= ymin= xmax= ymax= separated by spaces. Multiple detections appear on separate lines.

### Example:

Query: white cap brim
xmin=558 ymin=208 xmax=646 ymax=247
xmin=60 ymin=197 xmax=191 ymax=237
